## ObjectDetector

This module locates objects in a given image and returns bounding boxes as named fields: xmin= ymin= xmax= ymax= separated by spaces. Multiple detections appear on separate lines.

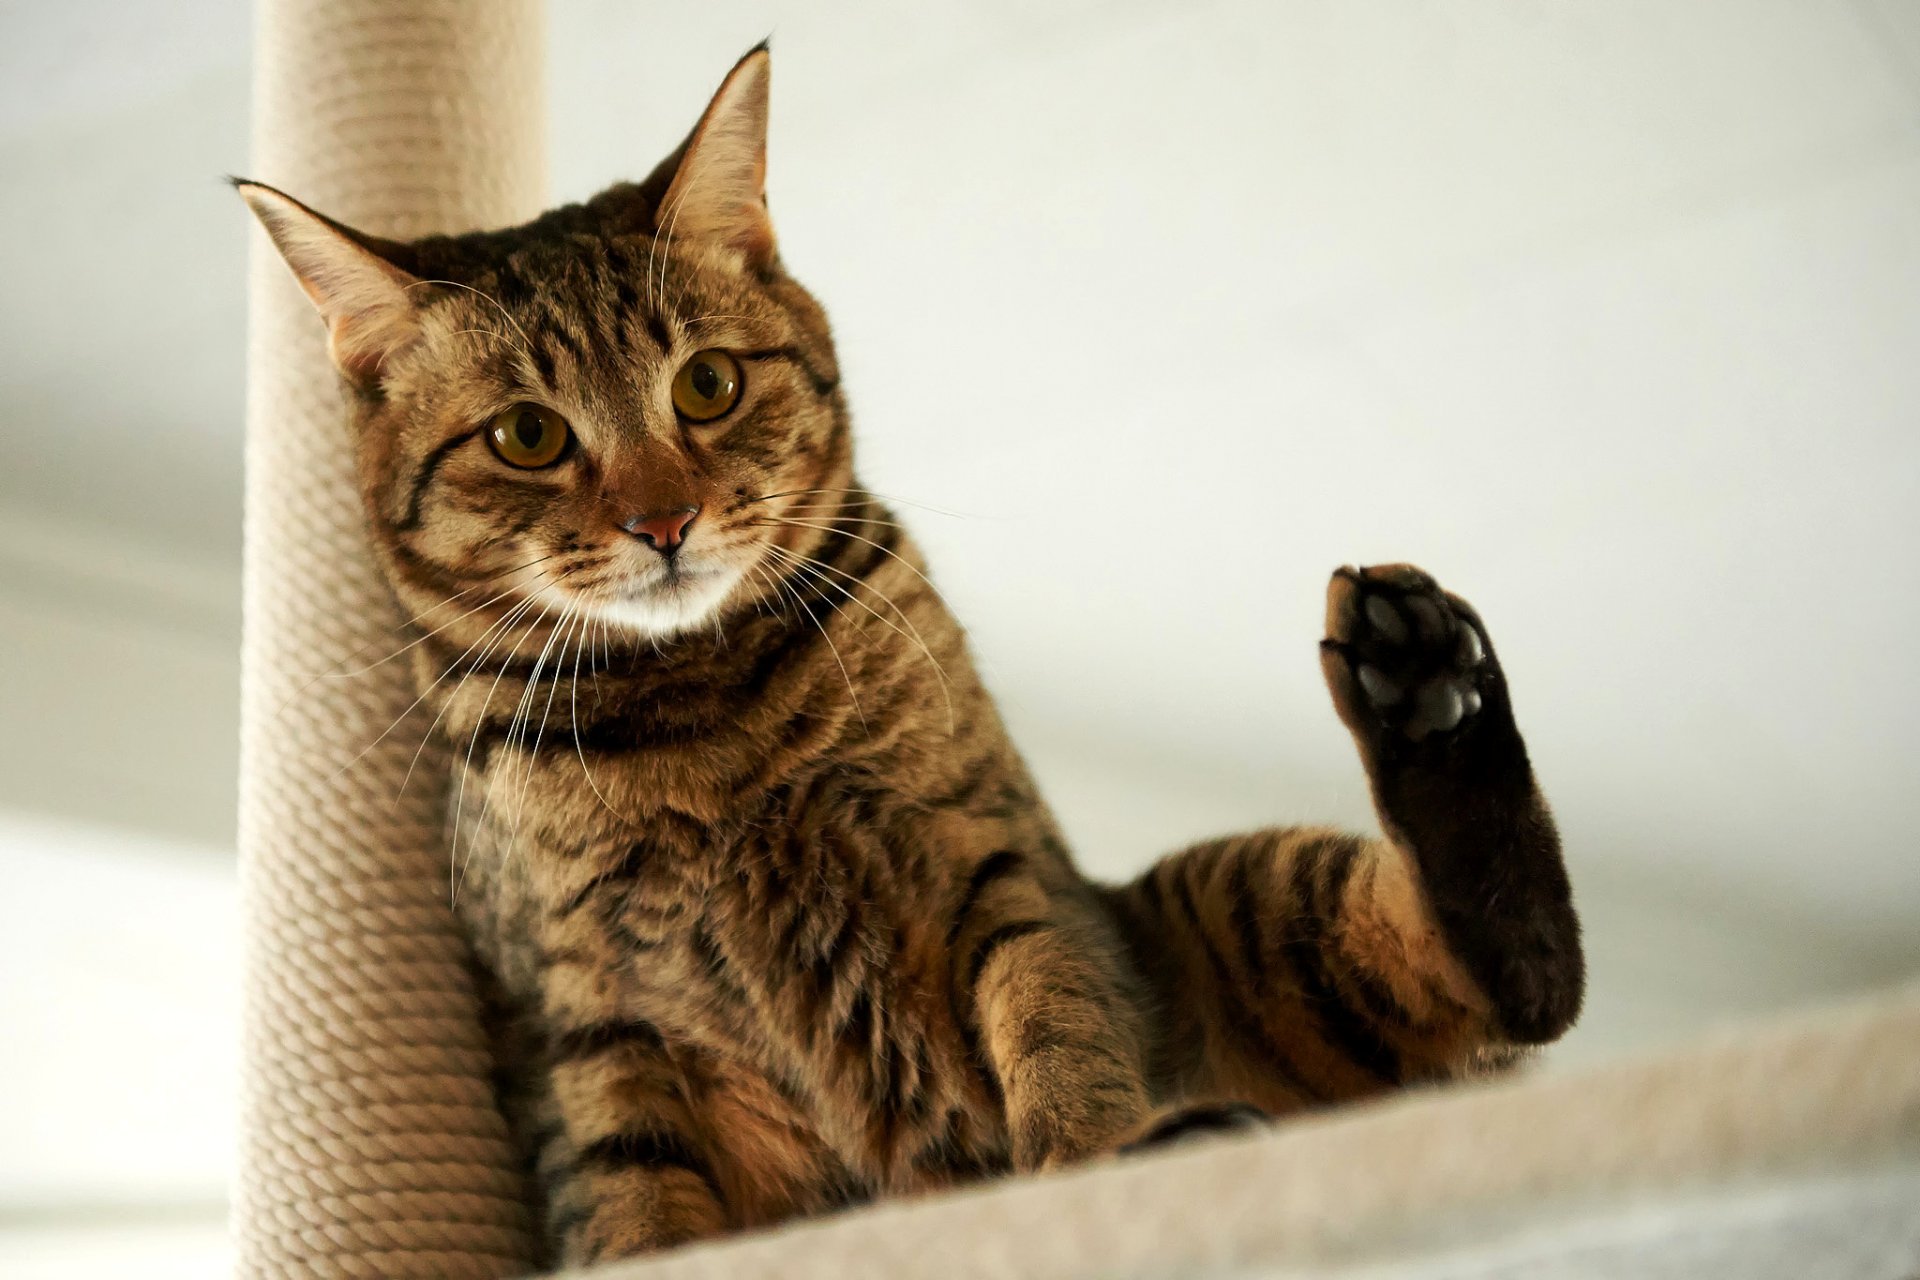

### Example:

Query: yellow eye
xmin=671 ymin=349 xmax=743 ymax=422
xmin=487 ymin=403 xmax=571 ymax=468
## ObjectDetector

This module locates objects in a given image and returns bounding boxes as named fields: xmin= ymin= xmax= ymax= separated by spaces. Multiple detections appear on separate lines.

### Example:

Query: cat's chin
xmin=588 ymin=566 xmax=742 ymax=639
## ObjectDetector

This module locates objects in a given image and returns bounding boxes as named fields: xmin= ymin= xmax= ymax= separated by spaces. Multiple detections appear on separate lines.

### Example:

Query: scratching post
xmin=236 ymin=1 xmax=545 ymax=1274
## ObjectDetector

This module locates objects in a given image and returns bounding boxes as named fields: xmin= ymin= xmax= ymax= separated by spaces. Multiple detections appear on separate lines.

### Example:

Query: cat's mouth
xmin=621 ymin=558 xmax=712 ymax=596
xmin=585 ymin=556 xmax=743 ymax=638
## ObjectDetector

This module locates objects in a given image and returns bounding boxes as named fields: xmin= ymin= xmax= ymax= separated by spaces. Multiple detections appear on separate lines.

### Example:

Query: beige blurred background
xmin=3 ymin=1 xmax=1918 ymax=1273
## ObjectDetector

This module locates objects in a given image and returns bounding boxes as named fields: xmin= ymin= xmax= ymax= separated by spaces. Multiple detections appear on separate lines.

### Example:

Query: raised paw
xmin=1316 ymin=565 xmax=1578 ymax=1046
xmin=1117 ymin=1101 xmax=1271 ymax=1155
xmin=1320 ymin=564 xmax=1498 ymax=747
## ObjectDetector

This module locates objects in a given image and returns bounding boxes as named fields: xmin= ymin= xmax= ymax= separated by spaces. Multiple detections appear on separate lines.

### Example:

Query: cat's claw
xmin=1322 ymin=564 xmax=1494 ymax=745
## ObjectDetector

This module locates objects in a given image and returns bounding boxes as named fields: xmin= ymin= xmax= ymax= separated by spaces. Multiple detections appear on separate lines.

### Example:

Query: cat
xmin=238 ymin=43 xmax=1583 ymax=1267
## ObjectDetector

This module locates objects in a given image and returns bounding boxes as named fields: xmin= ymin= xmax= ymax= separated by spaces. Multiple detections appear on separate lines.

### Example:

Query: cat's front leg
xmin=536 ymin=1016 xmax=730 ymax=1266
xmin=1318 ymin=563 xmax=1584 ymax=1046
xmin=948 ymin=854 xmax=1156 ymax=1169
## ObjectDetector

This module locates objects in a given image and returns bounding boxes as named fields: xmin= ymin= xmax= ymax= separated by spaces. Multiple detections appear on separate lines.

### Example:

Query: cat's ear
xmin=655 ymin=44 xmax=776 ymax=268
xmin=234 ymin=180 xmax=423 ymax=385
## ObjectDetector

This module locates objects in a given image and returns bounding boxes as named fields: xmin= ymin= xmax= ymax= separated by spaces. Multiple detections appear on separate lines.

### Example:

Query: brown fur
xmin=240 ymin=47 xmax=1582 ymax=1268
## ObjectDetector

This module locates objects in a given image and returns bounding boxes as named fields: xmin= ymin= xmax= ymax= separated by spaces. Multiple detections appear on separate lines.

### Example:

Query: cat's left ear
xmin=234 ymin=180 xmax=423 ymax=386
xmin=656 ymin=44 xmax=777 ymax=269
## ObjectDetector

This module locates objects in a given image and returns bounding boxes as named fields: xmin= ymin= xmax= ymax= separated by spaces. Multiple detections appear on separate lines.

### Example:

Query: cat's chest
xmin=497 ymin=813 xmax=945 ymax=1044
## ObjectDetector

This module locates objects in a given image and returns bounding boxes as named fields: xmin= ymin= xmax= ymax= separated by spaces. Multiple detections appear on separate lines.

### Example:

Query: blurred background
xmin=3 ymin=0 xmax=1918 ymax=1273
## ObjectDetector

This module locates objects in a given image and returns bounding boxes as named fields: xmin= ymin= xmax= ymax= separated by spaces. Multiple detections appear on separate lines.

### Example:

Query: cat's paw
xmin=1320 ymin=564 xmax=1496 ymax=746
xmin=1117 ymin=1101 xmax=1271 ymax=1155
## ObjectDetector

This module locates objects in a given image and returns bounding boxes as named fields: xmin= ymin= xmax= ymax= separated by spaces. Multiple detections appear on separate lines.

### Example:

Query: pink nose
xmin=621 ymin=506 xmax=699 ymax=552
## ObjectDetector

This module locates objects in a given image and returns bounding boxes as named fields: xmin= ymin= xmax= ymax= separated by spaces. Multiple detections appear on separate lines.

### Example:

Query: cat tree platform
xmin=593 ymin=985 xmax=1920 ymax=1279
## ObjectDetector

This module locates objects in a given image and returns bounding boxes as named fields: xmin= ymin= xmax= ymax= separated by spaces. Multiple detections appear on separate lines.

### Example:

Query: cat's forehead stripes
xmin=413 ymin=227 xmax=782 ymax=401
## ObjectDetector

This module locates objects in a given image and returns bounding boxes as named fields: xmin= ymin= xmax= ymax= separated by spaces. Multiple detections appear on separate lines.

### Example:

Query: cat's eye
xmin=671 ymin=349 xmax=743 ymax=422
xmin=487 ymin=403 xmax=572 ymax=469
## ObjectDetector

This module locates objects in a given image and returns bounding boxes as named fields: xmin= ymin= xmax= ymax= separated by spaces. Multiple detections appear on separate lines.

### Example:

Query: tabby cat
xmin=238 ymin=45 xmax=1583 ymax=1266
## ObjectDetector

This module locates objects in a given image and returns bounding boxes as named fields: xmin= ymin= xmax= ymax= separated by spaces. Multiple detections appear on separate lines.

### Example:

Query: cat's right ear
xmin=234 ymin=180 xmax=422 ymax=386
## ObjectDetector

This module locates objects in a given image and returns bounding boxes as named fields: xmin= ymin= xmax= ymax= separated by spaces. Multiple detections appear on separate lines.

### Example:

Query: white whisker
xmin=766 ymin=555 xmax=866 ymax=735
xmin=568 ymin=602 xmax=630 ymax=826
xmin=276 ymin=552 xmax=559 ymax=715
xmin=393 ymin=591 xmax=548 ymax=803
xmin=763 ymin=542 xmax=955 ymax=735
xmin=746 ymin=486 xmax=975 ymax=519
xmin=330 ymin=568 xmax=558 ymax=784
xmin=513 ymin=603 xmax=579 ymax=830
xmin=770 ymin=506 xmax=908 ymax=530
xmin=451 ymin=600 xmax=552 ymax=905
xmin=755 ymin=517 xmax=957 ymax=617
xmin=488 ymin=602 xmax=574 ymax=862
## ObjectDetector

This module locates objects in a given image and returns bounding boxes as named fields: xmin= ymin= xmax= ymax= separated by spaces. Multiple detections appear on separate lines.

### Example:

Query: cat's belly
xmin=613 ymin=905 xmax=1009 ymax=1198
xmin=460 ymin=819 xmax=1012 ymax=1205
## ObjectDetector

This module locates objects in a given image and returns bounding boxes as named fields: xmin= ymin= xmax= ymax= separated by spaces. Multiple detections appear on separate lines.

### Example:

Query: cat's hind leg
xmin=1106 ymin=565 xmax=1583 ymax=1112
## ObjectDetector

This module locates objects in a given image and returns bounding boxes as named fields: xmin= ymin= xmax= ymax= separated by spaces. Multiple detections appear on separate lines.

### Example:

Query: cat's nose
xmin=621 ymin=506 xmax=699 ymax=555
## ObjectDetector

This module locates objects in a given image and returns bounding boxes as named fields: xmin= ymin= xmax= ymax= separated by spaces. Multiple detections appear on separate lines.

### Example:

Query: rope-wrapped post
xmin=237 ymin=2 xmax=545 ymax=1275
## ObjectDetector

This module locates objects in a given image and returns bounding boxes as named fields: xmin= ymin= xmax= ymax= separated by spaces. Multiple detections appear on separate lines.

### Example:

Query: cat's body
xmin=241 ymin=46 xmax=1583 ymax=1267
xmin=448 ymin=507 xmax=1114 ymax=1236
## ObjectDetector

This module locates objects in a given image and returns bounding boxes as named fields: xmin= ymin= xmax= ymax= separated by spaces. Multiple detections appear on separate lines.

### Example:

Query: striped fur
xmin=242 ymin=48 xmax=1582 ymax=1269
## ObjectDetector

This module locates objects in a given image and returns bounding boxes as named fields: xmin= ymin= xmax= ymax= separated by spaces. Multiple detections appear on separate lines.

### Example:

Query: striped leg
xmin=949 ymin=853 xmax=1155 ymax=1169
xmin=1117 ymin=828 xmax=1506 ymax=1110
xmin=538 ymin=1019 xmax=729 ymax=1265
xmin=1110 ymin=565 xmax=1583 ymax=1111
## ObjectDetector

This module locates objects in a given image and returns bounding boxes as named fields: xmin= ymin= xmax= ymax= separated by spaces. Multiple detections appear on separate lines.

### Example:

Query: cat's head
xmin=239 ymin=47 xmax=849 ymax=644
